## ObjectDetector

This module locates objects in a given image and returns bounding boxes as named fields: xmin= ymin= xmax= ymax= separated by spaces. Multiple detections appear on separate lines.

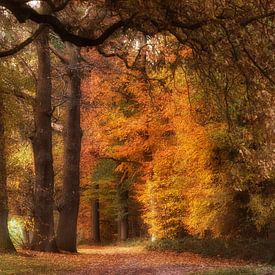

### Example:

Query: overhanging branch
xmin=43 ymin=0 xmax=71 ymax=12
xmin=0 ymin=25 xmax=45 ymax=58
xmin=0 ymin=0 xmax=132 ymax=47
xmin=240 ymin=11 xmax=275 ymax=26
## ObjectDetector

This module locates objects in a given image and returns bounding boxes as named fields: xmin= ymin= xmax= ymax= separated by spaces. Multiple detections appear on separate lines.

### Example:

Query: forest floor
xmin=0 ymin=245 xmax=274 ymax=274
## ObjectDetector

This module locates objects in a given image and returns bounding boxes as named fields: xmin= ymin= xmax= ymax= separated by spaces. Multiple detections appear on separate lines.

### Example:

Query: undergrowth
xmin=147 ymin=237 xmax=275 ymax=263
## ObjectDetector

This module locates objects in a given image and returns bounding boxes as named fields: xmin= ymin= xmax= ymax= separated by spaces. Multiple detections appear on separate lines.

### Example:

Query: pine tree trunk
xmin=0 ymin=93 xmax=16 ymax=253
xmin=56 ymin=43 xmax=82 ymax=252
xmin=91 ymin=183 xmax=100 ymax=243
xmin=31 ymin=27 xmax=57 ymax=252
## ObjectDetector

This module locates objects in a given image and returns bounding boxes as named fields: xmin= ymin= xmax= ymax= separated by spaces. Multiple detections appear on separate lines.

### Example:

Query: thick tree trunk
xmin=91 ymin=183 xmax=100 ymax=243
xmin=56 ymin=43 xmax=82 ymax=252
xmin=31 ymin=27 xmax=57 ymax=252
xmin=0 ymin=94 xmax=16 ymax=253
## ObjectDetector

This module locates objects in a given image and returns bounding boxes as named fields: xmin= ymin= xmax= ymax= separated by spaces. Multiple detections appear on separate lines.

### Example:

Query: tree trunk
xmin=0 ymin=93 xmax=16 ymax=253
xmin=118 ymin=190 xmax=129 ymax=241
xmin=22 ymin=225 xmax=31 ymax=248
xmin=31 ymin=27 xmax=57 ymax=252
xmin=56 ymin=43 xmax=82 ymax=252
xmin=118 ymin=205 xmax=128 ymax=241
xmin=117 ymin=172 xmax=129 ymax=242
xmin=91 ymin=183 xmax=100 ymax=243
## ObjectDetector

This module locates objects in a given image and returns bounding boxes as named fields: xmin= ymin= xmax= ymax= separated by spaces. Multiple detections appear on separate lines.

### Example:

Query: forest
xmin=0 ymin=0 xmax=274 ymax=274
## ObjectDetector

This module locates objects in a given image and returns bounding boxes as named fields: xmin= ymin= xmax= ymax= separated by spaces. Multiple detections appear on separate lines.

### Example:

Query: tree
xmin=0 ymin=0 xmax=129 ymax=52
xmin=56 ymin=43 xmax=82 ymax=252
xmin=0 ymin=37 xmax=36 ymax=251
xmin=80 ymin=48 xmax=145 ymax=242
xmin=91 ymin=182 xmax=100 ymax=244
xmin=0 ymin=93 xmax=16 ymax=252
xmin=0 ymin=0 xmax=274 ymax=253
xmin=30 ymin=27 xmax=57 ymax=252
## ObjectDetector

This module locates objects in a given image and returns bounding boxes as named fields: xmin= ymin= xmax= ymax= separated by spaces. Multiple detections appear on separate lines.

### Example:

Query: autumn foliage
xmin=0 ymin=1 xmax=274 ymax=261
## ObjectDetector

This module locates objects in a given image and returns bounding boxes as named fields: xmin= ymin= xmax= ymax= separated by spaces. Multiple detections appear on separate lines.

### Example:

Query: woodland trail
xmin=1 ymin=245 xmax=274 ymax=274
xmin=67 ymin=245 xmax=269 ymax=275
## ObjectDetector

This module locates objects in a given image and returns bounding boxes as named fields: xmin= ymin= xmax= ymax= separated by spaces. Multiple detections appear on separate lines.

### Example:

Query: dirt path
xmin=2 ymin=245 xmax=273 ymax=274
xmin=67 ymin=246 xmax=266 ymax=275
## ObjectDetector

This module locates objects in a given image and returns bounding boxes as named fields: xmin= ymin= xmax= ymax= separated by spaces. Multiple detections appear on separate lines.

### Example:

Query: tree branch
xmin=0 ymin=25 xmax=45 ymax=58
xmin=0 ymin=0 xmax=132 ymax=47
xmin=19 ymin=57 xmax=37 ymax=83
xmin=95 ymin=154 xmax=141 ymax=165
xmin=2 ymin=89 xmax=35 ymax=103
xmin=240 ymin=11 xmax=275 ymax=26
xmin=43 ymin=0 xmax=71 ymax=12
xmin=49 ymin=45 xmax=69 ymax=63
xmin=243 ymin=46 xmax=275 ymax=85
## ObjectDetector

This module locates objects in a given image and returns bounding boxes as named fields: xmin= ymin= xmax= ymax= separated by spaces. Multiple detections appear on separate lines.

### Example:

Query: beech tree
xmin=30 ymin=26 xmax=57 ymax=252
xmin=56 ymin=43 xmax=82 ymax=252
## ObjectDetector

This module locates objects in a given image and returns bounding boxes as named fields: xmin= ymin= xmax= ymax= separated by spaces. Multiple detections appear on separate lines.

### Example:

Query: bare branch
xmin=19 ymin=57 xmax=37 ymax=83
xmin=0 ymin=0 xmax=133 ymax=47
xmin=243 ymin=46 xmax=275 ymax=85
xmin=2 ymin=89 xmax=35 ymax=103
xmin=0 ymin=25 xmax=45 ymax=58
xmin=49 ymin=45 xmax=69 ymax=63
xmin=240 ymin=11 xmax=275 ymax=26
xmin=44 ymin=0 xmax=71 ymax=12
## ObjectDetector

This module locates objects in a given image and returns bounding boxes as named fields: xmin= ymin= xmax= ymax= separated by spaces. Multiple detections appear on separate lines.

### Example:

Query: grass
xmin=147 ymin=237 xmax=275 ymax=263
xmin=200 ymin=269 xmax=257 ymax=275
xmin=0 ymin=252 xmax=79 ymax=274
xmin=116 ymin=237 xmax=149 ymax=247
xmin=192 ymin=266 xmax=275 ymax=274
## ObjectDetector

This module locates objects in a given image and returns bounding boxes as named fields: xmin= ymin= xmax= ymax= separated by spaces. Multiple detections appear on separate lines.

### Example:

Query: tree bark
xmin=30 ymin=27 xmax=57 ymax=252
xmin=0 ymin=93 xmax=16 ymax=253
xmin=117 ymin=171 xmax=129 ymax=242
xmin=118 ymin=190 xmax=129 ymax=241
xmin=91 ymin=183 xmax=100 ymax=243
xmin=56 ymin=43 xmax=82 ymax=252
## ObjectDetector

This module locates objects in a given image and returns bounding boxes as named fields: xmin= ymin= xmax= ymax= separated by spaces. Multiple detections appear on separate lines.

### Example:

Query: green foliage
xmin=92 ymin=159 xmax=118 ymax=183
xmin=82 ymin=159 xmax=119 ymax=222
xmin=8 ymin=218 xmax=24 ymax=247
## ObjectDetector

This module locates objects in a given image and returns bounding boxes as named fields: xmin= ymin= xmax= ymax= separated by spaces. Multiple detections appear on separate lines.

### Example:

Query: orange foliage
xmin=79 ymin=37 xmax=218 ymax=240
